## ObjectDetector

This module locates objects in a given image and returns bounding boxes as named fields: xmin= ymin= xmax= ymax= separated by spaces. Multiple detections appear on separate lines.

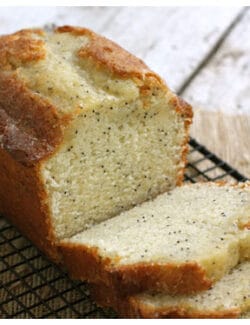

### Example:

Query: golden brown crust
xmin=0 ymin=148 xmax=61 ymax=263
xmin=135 ymin=306 xmax=240 ymax=319
xmin=170 ymin=96 xmax=193 ymax=186
xmin=0 ymin=72 xmax=67 ymax=166
xmin=56 ymin=25 xmax=95 ymax=37
xmin=122 ymin=299 xmax=240 ymax=318
xmin=59 ymin=242 xmax=212 ymax=296
xmin=244 ymin=222 xmax=250 ymax=230
xmin=172 ymin=96 xmax=193 ymax=122
xmin=57 ymin=25 xmax=162 ymax=82
xmin=78 ymin=36 xmax=150 ymax=79
xmin=0 ymin=29 xmax=45 ymax=70
xmin=90 ymin=283 xmax=241 ymax=318
xmin=0 ymin=28 xmax=67 ymax=262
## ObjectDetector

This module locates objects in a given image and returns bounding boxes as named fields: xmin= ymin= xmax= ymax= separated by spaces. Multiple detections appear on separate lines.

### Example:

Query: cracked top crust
xmin=0 ymin=26 xmax=192 ymax=166
xmin=0 ymin=29 xmax=46 ymax=70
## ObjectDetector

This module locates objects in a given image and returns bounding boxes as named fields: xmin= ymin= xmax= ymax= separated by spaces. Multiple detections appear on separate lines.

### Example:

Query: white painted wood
xmin=183 ymin=9 xmax=250 ymax=114
xmin=0 ymin=7 xmax=121 ymax=35
xmin=0 ymin=7 xmax=241 ymax=92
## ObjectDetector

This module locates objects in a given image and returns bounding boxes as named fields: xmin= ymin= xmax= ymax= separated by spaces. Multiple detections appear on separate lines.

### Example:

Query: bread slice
xmin=0 ymin=26 xmax=192 ymax=262
xmin=91 ymin=261 xmax=250 ymax=318
xmin=60 ymin=182 xmax=250 ymax=295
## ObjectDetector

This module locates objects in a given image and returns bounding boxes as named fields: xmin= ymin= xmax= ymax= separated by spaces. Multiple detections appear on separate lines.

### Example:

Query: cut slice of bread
xmin=0 ymin=26 xmax=192 ymax=262
xmin=91 ymin=261 xmax=250 ymax=318
xmin=60 ymin=182 xmax=250 ymax=295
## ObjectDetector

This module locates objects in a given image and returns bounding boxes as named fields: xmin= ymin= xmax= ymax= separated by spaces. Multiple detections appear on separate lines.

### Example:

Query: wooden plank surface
xmin=183 ymin=8 xmax=250 ymax=114
xmin=182 ymin=9 xmax=250 ymax=178
xmin=0 ymin=7 xmax=121 ymax=34
xmin=190 ymin=111 xmax=250 ymax=178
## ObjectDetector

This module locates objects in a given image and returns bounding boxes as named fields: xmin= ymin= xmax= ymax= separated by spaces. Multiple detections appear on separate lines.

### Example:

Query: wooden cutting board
xmin=191 ymin=109 xmax=250 ymax=179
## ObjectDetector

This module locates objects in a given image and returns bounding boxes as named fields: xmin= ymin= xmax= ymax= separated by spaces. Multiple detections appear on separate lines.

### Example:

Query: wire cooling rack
xmin=0 ymin=138 xmax=248 ymax=318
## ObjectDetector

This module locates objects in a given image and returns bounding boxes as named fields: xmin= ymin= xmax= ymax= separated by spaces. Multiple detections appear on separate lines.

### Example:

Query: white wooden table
xmin=0 ymin=7 xmax=249 ymax=176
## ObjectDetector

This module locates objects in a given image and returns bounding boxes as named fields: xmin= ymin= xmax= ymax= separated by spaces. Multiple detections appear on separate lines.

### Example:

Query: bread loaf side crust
xmin=128 ymin=303 xmax=240 ymax=319
xmin=244 ymin=222 xmax=250 ymax=229
xmin=0 ymin=148 xmax=61 ymax=262
xmin=0 ymin=73 xmax=67 ymax=166
xmin=90 ymin=283 xmax=241 ymax=319
xmin=170 ymin=96 xmax=193 ymax=185
xmin=0 ymin=56 xmax=68 ymax=261
xmin=0 ymin=28 xmax=45 ymax=70
xmin=0 ymin=69 xmax=65 ymax=261
xmin=59 ymin=242 xmax=212 ymax=296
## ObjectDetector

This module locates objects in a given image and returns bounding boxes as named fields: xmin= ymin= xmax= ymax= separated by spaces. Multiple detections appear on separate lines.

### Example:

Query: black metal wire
xmin=189 ymin=138 xmax=248 ymax=182
xmin=0 ymin=138 xmax=248 ymax=318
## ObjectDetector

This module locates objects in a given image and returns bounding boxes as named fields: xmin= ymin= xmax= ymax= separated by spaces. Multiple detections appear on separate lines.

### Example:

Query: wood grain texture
xmin=0 ymin=7 xmax=121 ymax=34
xmin=183 ymin=8 xmax=250 ymax=114
xmin=181 ymin=8 xmax=250 ymax=178
xmin=191 ymin=109 xmax=250 ymax=178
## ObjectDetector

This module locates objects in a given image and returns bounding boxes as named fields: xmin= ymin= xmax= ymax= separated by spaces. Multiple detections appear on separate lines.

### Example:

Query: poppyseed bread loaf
xmin=60 ymin=182 xmax=250 ymax=296
xmin=91 ymin=261 xmax=250 ymax=318
xmin=0 ymin=26 xmax=192 ymax=262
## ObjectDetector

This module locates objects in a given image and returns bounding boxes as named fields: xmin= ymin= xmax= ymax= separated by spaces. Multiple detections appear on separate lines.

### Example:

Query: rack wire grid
xmin=0 ymin=138 xmax=248 ymax=318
